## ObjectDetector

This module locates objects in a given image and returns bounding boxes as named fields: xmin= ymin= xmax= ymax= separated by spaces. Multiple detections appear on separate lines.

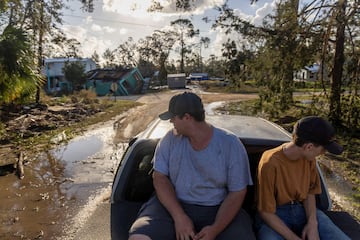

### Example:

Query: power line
xmin=62 ymin=14 xmax=212 ymax=37
xmin=62 ymin=14 xmax=163 ymax=29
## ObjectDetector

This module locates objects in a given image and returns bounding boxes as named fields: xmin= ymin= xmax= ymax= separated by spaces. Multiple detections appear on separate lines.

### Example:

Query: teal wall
xmin=85 ymin=68 xmax=144 ymax=96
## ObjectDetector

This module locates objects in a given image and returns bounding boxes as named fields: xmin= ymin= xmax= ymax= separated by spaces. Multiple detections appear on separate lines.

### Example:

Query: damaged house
xmin=85 ymin=68 xmax=145 ymax=96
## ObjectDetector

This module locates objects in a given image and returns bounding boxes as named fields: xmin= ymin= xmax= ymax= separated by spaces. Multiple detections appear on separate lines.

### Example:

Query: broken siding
xmin=85 ymin=68 xmax=144 ymax=96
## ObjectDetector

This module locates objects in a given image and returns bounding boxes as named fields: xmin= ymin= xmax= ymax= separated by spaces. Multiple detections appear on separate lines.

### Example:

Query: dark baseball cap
xmin=159 ymin=92 xmax=204 ymax=120
xmin=294 ymin=116 xmax=343 ymax=155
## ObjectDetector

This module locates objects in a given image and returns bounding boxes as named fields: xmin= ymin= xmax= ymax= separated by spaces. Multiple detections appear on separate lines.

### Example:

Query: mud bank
xmin=0 ymin=114 xmax=127 ymax=239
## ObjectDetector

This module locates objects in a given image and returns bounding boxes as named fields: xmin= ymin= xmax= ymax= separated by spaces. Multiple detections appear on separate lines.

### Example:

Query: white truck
xmin=110 ymin=115 xmax=359 ymax=239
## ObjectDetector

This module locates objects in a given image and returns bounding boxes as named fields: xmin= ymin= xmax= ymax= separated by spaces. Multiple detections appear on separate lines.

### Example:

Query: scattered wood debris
xmin=0 ymin=102 xmax=102 ymax=168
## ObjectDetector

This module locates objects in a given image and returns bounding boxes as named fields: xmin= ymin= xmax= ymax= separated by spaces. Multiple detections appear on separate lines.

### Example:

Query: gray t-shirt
xmin=154 ymin=126 xmax=253 ymax=206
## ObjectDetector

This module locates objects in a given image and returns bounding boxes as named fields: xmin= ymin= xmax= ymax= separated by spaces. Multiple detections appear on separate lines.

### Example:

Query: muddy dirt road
xmin=0 ymin=88 xmax=257 ymax=240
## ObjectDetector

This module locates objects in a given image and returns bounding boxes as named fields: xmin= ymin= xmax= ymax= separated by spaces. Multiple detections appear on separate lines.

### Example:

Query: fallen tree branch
xmin=16 ymin=151 xmax=24 ymax=180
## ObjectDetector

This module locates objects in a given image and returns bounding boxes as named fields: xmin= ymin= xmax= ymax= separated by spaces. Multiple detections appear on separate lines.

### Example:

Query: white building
xmin=167 ymin=73 xmax=186 ymax=89
xmin=42 ymin=58 xmax=97 ymax=93
xmin=293 ymin=63 xmax=329 ymax=82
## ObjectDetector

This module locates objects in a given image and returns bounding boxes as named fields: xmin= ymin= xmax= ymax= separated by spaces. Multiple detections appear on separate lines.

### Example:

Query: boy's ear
xmin=183 ymin=113 xmax=191 ymax=120
xmin=303 ymin=142 xmax=314 ymax=151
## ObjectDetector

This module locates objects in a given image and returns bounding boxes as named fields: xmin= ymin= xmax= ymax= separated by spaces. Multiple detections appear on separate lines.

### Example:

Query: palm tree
xmin=0 ymin=25 xmax=43 ymax=104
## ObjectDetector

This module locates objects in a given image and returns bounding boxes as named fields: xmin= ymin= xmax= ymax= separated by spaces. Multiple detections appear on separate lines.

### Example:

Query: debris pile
xmin=0 ymin=102 xmax=102 ymax=168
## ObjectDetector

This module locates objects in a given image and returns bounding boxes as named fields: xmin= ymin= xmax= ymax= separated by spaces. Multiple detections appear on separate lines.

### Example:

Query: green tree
xmin=329 ymin=0 xmax=346 ymax=125
xmin=148 ymin=0 xmax=195 ymax=12
xmin=214 ymin=0 xmax=359 ymax=123
xmin=204 ymin=54 xmax=226 ymax=79
xmin=1 ymin=0 xmax=94 ymax=104
xmin=221 ymin=39 xmax=239 ymax=84
xmin=196 ymin=37 xmax=210 ymax=72
xmin=102 ymin=48 xmax=116 ymax=68
xmin=62 ymin=61 xmax=87 ymax=91
xmin=150 ymin=0 xmax=359 ymax=127
xmin=51 ymin=35 xmax=82 ymax=58
xmin=137 ymin=59 xmax=156 ymax=78
xmin=138 ymin=30 xmax=176 ymax=85
xmin=298 ymin=0 xmax=358 ymax=126
xmin=91 ymin=51 xmax=100 ymax=68
xmin=214 ymin=1 xmax=304 ymax=111
xmin=115 ymin=37 xmax=138 ymax=67
xmin=170 ymin=18 xmax=199 ymax=73
xmin=15 ymin=0 xmax=67 ymax=102
xmin=0 ymin=25 xmax=42 ymax=104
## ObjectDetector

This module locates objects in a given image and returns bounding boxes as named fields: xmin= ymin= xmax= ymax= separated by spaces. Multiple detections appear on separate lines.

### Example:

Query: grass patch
xmin=198 ymin=80 xmax=259 ymax=94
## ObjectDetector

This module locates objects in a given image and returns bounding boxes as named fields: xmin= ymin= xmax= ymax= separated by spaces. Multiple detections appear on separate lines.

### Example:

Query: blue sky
xmin=60 ymin=0 xmax=278 ymax=64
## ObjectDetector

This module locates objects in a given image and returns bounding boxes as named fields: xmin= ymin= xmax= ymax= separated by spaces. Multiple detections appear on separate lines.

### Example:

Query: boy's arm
xmin=153 ymin=170 xmax=196 ymax=240
xmin=259 ymin=211 xmax=301 ymax=240
xmin=301 ymin=194 xmax=320 ymax=239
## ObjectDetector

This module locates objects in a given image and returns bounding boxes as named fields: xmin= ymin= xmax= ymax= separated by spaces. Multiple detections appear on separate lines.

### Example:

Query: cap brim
xmin=324 ymin=142 xmax=343 ymax=155
xmin=159 ymin=111 xmax=173 ymax=120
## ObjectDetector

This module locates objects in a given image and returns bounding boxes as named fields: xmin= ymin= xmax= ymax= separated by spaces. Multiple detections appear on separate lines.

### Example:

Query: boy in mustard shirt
xmin=256 ymin=116 xmax=350 ymax=240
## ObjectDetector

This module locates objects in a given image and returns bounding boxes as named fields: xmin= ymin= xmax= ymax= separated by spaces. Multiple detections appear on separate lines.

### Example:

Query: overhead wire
xmin=62 ymin=14 xmax=165 ymax=29
xmin=62 ymin=14 xmax=210 ymax=33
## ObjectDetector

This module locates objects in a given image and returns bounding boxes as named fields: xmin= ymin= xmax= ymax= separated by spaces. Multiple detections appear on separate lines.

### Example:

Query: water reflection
xmin=52 ymin=136 xmax=103 ymax=164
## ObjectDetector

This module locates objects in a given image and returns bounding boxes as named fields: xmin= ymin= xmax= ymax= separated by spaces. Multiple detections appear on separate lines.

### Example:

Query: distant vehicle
xmin=110 ymin=115 xmax=360 ymax=239
xmin=189 ymin=72 xmax=209 ymax=81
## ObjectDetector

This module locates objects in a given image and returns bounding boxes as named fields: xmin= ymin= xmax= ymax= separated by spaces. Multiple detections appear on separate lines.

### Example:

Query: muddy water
xmin=205 ymin=102 xmax=226 ymax=115
xmin=0 ymin=120 xmax=126 ymax=239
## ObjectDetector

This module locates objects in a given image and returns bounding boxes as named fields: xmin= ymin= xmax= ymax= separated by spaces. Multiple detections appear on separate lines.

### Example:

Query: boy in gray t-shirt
xmin=129 ymin=92 xmax=255 ymax=240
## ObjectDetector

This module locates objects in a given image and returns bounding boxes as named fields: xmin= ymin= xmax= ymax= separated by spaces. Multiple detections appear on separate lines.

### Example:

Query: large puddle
xmin=0 ymin=119 xmax=127 ymax=239
xmin=53 ymin=135 xmax=103 ymax=165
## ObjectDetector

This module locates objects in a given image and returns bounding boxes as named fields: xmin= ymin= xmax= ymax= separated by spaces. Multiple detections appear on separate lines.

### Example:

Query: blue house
xmin=42 ymin=58 xmax=97 ymax=93
xmin=85 ymin=68 xmax=145 ymax=96
xmin=293 ymin=63 xmax=329 ymax=82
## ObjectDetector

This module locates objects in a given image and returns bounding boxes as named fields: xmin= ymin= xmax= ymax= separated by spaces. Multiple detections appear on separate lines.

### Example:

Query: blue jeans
xmin=255 ymin=203 xmax=350 ymax=240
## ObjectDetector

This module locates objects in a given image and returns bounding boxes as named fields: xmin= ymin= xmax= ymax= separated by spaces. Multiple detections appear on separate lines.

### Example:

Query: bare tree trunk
xmin=180 ymin=32 xmax=185 ymax=73
xmin=159 ymin=53 xmax=167 ymax=86
xmin=279 ymin=0 xmax=299 ymax=110
xmin=36 ymin=0 xmax=44 ymax=104
xmin=329 ymin=0 xmax=346 ymax=126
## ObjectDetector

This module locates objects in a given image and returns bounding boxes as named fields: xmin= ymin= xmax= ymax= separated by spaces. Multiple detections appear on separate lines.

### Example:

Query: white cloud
xmin=210 ymin=28 xmax=236 ymax=58
xmin=119 ymin=28 xmax=128 ymax=35
xmin=102 ymin=0 xmax=226 ymax=20
xmin=85 ymin=16 xmax=93 ymax=24
xmin=104 ymin=26 xmax=116 ymax=33
xmin=233 ymin=8 xmax=253 ymax=22
xmin=252 ymin=2 xmax=275 ymax=26
xmin=158 ymin=0 xmax=226 ymax=15
xmin=62 ymin=25 xmax=88 ymax=41
xmin=202 ymin=1 xmax=277 ymax=58
xmin=61 ymin=24 xmax=115 ymax=60
xmin=91 ymin=24 xmax=102 ymax=32
xmin=83 ymin=36 xmax=113 ymax=58
xmin=102 ymin=0 xmax=159 ymax=19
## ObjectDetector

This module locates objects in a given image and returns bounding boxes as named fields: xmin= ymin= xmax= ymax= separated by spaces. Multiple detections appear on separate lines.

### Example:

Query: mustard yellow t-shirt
xmin=257 ymin=144 xmax=321 ymax=213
